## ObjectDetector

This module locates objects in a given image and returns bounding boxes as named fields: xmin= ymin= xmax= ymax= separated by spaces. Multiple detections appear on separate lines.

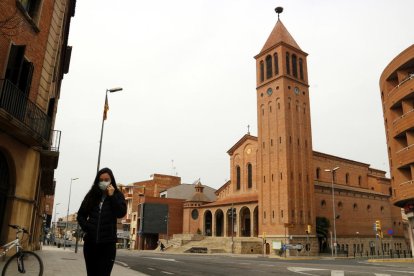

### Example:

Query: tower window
xmin=345 ymin=173 xmax=349 ymax=184
xmin=260 ymin=61 xmax=264 ymax=82
xmin=299 ymin=58 xmax=304 ymax=80
xmin=274 ymin=53 xmax=279 ymax=75
xmin=286 ymin=52 xmax=291 ymax=75
xmin=292 ymin=54 xmax=298 ymax=78
xmin=236 ymin=166 xmax=241 ymax=190
xmin=247 ymin=163 xmax=253 ymax=188
xmin=358 ymin=175 xmax=362 ymax=186
xmin=266 ymin=55 xmax=273 ymax=79
xmin=281 ymin=210 xmax=284 ymax=218
xmin=270 ymin=139 xmax=273 ymax=146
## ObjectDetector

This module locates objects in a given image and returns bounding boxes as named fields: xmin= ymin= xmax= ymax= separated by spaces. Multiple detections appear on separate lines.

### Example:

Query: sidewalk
xmin=1 ymin=245 xmax=147 ymax=276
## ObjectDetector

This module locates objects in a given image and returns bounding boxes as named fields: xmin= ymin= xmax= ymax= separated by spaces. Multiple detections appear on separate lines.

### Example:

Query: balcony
xmin=392 ymin=109 xmax=414 ymax=137
xmin=0 ymin=79 xmax=51 ymax=147
xmin=394 ymin=180 xmax=414 ymax=207
xmin=395 ymin=144 xmax=414 ymax=169
xmin=387 ymin=76 xmax=414 ymax=109
xmin=40 ymin=130 xmax=61 ymax=195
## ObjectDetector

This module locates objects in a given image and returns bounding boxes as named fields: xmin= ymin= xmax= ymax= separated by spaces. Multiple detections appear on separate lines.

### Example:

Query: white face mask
xmin=99 ymin=181 xmax=110 ymax=191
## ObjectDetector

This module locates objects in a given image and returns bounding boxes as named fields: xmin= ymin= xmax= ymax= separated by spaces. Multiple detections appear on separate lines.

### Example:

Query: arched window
xmin=292 ymin=54 xmax=298 ymax=78
xmin=299 ymin=58 xmax=304 ymax=80
xmin=247 ymin=163 xmax=253 ymax=188
xmin=265 ymin=55 xmax=272 ymax=79
xmin=286 ymin=52 xmax=290 ymax=75
xmin=236 ymin=166 xmax=241 ymax=190
xmin=260 ymin=61 xmax=264 ymax=82
xmin=274 ymin=53 xmax=279 ymax=75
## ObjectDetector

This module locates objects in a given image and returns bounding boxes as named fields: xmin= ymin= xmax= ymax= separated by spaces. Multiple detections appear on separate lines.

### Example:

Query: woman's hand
xmin=107 ymin=184 xmax=115 ymax=196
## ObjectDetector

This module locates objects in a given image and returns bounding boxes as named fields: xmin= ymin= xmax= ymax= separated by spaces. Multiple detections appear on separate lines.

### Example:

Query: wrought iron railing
xmin=0 ymin=79 xmax=51 ymax=142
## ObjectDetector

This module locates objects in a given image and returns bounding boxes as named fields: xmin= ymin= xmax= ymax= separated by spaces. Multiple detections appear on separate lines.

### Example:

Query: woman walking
xmin=77 ymin=167 xmax=127 ymax=276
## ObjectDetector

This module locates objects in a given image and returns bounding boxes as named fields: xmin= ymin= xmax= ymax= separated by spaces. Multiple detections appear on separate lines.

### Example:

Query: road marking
xmin=331 ymin=271 xmax=344 ymax=276
xmin=143 ymin=257 xmax=178 ymax=262
xmin=114 ymin=260 xmax=129 ymax=268
xmin=147 ymin=268 xmax=155 ymax=270
xmin=287 ymin=267 xmax=328 ymax=275
xmin=161 ymin=271 xmax=174 ymax=275
xmin=385 ymin=270 xmax=414 ymax=274
xmin=375 ymin=274 xmax=391 ymax=276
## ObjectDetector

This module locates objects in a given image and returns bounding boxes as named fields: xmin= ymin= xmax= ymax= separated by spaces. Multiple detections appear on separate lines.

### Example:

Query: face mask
xmin=99 ymin=181 xmax=110 ymax=191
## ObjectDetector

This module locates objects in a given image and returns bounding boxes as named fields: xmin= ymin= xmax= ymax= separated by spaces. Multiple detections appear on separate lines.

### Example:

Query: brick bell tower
xmin=255 ymin=8 xmax=315 ymax=241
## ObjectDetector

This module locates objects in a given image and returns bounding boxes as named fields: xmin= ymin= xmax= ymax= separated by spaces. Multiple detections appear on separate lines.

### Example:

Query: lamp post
xmin=53 ymin=202 xmax=60 ymax=242
xmin=97 ymin=87 xmax=123 ymax=172
xmin=325 ymin=166 xmax=339 ymax=257
xmin=64 ymin=177 xmax=79 ymax=250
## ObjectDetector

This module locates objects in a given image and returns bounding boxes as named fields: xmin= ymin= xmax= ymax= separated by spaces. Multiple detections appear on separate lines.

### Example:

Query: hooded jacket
xmin=77 ymin=190 xmax=126 ymax=243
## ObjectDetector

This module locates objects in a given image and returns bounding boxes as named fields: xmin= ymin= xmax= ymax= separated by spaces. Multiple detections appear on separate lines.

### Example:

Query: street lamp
xmin=97 ymin=87 xmax=123 ymax=172
xmin=325 ymin=166 xmax=339 ymax=257
xmin=64 ymin=177 xmax=79 ymax=250
xmin=53 ymin=202 xmax=60 ymax=240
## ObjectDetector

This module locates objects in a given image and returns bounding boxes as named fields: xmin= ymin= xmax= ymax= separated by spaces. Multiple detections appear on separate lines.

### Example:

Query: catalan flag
xmin=103 ymin=94 xmax=109 ymax=120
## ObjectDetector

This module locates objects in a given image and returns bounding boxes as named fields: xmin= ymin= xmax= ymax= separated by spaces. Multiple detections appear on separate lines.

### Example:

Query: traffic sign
xmin=387 ymin=229 xmax=394 ymax=235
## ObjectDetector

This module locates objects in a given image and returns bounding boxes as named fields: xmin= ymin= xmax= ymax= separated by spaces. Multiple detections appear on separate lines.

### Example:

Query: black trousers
xmin=83 ymin=241 xmax=116 ymax=276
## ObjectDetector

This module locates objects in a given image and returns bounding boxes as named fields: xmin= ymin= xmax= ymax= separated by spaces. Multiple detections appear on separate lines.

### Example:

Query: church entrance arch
xmin=240 ymin=207 xmax=251 ymax=237
xmin=204 ymin=210 xmax=212 ymax=236
xmin=215 ymin=209 xmax=224 ymax=237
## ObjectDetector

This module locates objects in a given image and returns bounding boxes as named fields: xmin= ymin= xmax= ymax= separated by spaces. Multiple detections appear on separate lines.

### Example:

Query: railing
xmin=0 ymin=79 xmax=51 ymax=142
xmin=49 ymin=129 xmax=61 ymax=151
xmin=387 ymin=73 xmax=414 ymax=97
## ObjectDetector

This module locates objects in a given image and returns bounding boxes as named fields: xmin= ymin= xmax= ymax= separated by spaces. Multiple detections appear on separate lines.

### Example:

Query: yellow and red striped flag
xmin=103 ymin=94 xmax=109 ymax=120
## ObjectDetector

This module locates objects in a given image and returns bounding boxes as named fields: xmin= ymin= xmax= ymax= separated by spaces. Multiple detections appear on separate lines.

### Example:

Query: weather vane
xmin=275 ymin=6 xmax=283 ymax=19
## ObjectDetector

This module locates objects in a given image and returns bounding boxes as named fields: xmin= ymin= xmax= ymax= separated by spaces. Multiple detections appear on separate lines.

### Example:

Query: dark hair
xmin=81 ymin=167 xmax=119 ymax=212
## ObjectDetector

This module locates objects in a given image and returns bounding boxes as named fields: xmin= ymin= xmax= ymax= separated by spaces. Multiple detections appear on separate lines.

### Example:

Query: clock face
xmin=294 ymin=87 xmax=300 ymax=95
xmin=266 ymin=88 xmax=273 ymax=96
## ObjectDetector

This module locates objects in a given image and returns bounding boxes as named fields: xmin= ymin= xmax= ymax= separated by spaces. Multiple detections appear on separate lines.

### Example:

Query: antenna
xmin=275 ymin=7 xmax=283 ymax=19
xmin=247 ymin=124 xmax=250 ymax=135
xmin=171 ymin=159 xmax=177 ymax=176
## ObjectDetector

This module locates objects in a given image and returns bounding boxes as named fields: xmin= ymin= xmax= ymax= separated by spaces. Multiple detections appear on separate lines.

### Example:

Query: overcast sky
xmin=53 ymin=0 xmax=414 ymax=219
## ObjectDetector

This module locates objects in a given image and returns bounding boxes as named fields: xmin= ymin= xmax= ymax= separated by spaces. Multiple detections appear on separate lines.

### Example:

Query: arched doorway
xmin=240 ymin=207 xmax=251 ymax=237
xmin=204 ymin=210 xmax=212 ymax=236
xmin=215 ymin=209 xmax=224 ymax=237
xmin=0 ymin=151 xmax=10 ymax=243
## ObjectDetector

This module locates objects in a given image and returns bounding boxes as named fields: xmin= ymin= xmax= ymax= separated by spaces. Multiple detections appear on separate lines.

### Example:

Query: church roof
xmin=259 ymin=19 xmax=301 ymax=55
xmin=227 ymin=134 xmax=257 ymax=156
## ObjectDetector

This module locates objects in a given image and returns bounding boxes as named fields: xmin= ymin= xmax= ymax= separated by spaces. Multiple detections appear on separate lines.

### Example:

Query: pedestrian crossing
xmin=287 ymin=267 xmax=396 ymax=275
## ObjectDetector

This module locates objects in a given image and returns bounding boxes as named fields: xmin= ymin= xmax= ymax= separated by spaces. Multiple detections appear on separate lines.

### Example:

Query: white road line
xmin=331 ymin=271 xmax=344 ymax=276
xmin=287 ymin=267 xmax=328 ymax=275
xmin=114 ymin=261 xmax=129 ymax=268
xmin=147 ymin=268 xmax=155 ymax=270
xmin=385 ymin=270 xmax=414 ymax=274
xmin=161 ymin=271 xmax=174 ymax=275
xmin=375 ymin=274 xmax=391 ymax=276
xmin=143 ymin=257 xmax=178 ymax=262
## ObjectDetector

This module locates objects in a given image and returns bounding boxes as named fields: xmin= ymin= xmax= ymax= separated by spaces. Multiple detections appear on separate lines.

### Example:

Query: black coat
xmin=77 ymin=191 xmax=126 ymax=244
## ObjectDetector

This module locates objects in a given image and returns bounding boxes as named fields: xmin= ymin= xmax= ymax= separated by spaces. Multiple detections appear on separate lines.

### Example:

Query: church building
xmin=180 ymin=9 xmax=408 ymax=255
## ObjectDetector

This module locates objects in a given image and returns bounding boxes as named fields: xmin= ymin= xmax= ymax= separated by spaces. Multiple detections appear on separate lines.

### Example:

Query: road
xmin=115 ymin=250 xmax=414 ymax=276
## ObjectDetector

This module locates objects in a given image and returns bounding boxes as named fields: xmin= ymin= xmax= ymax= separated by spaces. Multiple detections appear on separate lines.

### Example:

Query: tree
xmin=316 ymin=216 xmax=330 ymax=253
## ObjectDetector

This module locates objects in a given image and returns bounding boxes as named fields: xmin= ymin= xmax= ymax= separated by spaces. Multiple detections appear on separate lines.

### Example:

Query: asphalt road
xmin=115 ymin=251 xmax=414 ymax=276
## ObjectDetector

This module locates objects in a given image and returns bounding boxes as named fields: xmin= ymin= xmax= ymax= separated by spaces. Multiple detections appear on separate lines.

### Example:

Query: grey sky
xmin=53 ymin=0 xmax=414 ymax=219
